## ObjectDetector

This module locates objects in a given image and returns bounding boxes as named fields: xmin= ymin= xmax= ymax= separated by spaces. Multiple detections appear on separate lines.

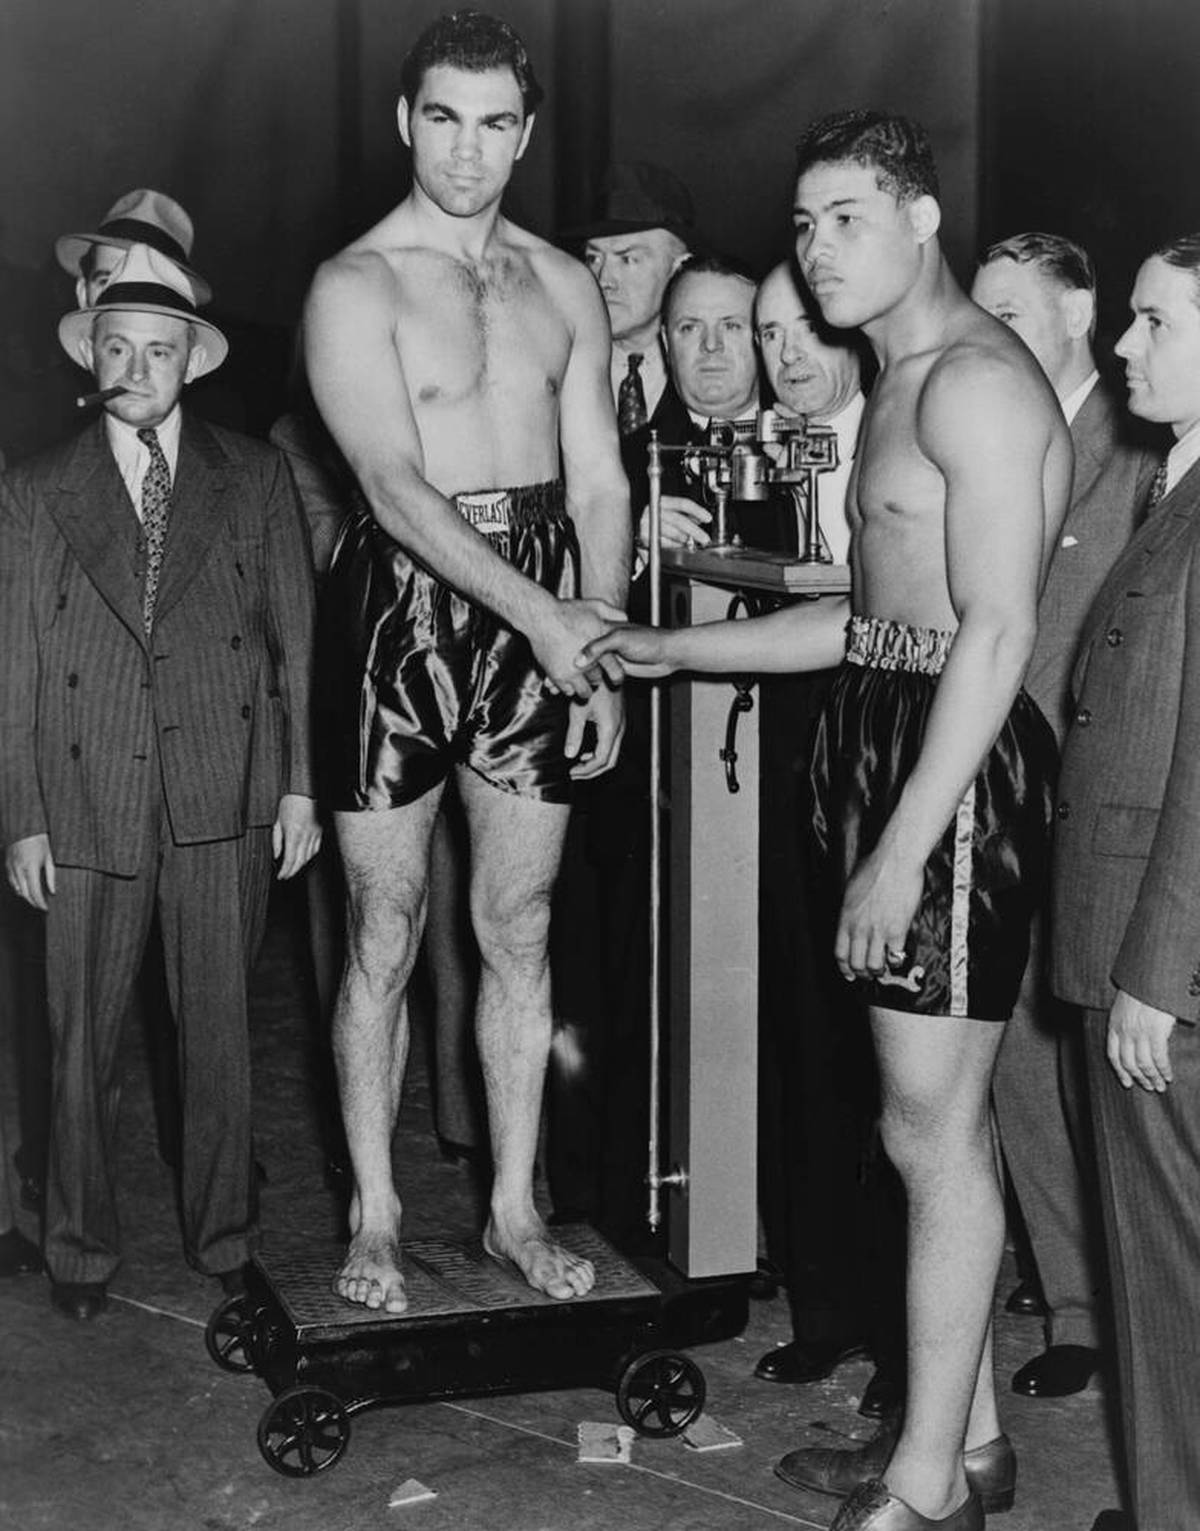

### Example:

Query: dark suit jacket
xmin=0 ymin=414 xmax=316 ymax=877
xmin=1051 ymin=455 xmax=1200 ymax=1018
xmin=1025 ymin=380 xmax=1158 ymax=743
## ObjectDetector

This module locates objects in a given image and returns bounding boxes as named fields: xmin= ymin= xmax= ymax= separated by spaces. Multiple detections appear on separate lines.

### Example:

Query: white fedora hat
xmin=58 ymin=243 xmax=228 ymax=378
xmin=55 ymin=188 xmax=213 ymax=306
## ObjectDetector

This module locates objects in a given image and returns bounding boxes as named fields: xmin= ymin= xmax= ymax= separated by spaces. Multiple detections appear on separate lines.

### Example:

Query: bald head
xmin=754 ymin=263 xmax=860 ymax=422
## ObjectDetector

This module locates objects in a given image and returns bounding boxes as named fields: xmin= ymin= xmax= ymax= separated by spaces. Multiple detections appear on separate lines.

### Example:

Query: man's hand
xmin=567 ymin=684 xmax=625 ymax=780
xmin=531 ymin=597 xmax=628 ymax=698
xmin=834 ymin=842 xmax=924 ymax=983
xmin=6 ymin=834 xmax=56 ymax=911
xmin=273 ymin=794 xmax=322 ymax=880
xmin=579 ymin=621 xmax=680 ymax=681
xmin=637 ymin=494 xmax=712 ymax=553
xmin=1107 ymin=988 xmax=1176 ymax=1092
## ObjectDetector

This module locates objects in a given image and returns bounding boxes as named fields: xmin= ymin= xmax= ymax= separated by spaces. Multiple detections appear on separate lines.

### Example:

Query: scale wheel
xmin=204 ymin=1295 xmax=258 ymax=1374
xmin=616 ymin=1349 xmax=706 ymax=1438
xmin=257 ymin=1385 xmax=351 ymax=1477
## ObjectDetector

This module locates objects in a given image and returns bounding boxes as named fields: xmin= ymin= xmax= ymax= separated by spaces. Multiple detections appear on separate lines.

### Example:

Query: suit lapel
xmin=50 ymin=422 xmax=146 ymax=640
xmin=152 ymin=415 xmax=232 ymax=625
xmin=1067 ymin=384 xmax=1116 ymax=508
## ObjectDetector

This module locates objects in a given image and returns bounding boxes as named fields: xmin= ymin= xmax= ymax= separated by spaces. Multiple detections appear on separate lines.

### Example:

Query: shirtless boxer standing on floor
xmin=305 ymin=10 xmax=629 ymax=1315
xmin=586 ymin=112 xmax=1070 ymax=1531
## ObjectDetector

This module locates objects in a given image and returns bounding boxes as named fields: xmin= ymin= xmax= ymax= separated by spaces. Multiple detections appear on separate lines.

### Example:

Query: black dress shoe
xmin=1003 ymin=1278 xmax=1047 ymax=1317
xmin=50 ymin=1281 xmax=108 ymax=1321
xmin=1090 ymin=1513 xmax=1134 ymax=1530
xmin=1011 ymin=1343 xmax=1100 ymax=1397
xmin=755 ymin=1334 xmax=870 ymax=1384
xmin=0 ymin=1226 xmax=43 ymax=1276
xmin=859 ymin=1363 xmax=905 ymax=1419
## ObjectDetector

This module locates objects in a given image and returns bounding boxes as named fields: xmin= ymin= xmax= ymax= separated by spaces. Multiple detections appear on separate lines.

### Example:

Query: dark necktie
xmin=137 ymin=426 xmax=171 ymax=635
xmin=1146 ymin=457 xmax=1169 ymax=512
xmin=617 ymin=352 xmax=648 ymax=436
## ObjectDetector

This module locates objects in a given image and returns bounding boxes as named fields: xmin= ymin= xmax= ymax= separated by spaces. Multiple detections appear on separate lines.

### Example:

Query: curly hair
xmin=400 ymin=10 xmax=544 ymax=118
xmin=795 ymin=110 xmax=939 ymax=204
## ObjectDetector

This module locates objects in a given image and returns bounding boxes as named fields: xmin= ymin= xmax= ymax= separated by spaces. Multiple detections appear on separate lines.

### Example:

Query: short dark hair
xmin=400 ymin=10 xmax=544 ymax=117
xmin=1154 ymin=234 xmax=1200 ymax=308
xmin=661 ymin=253 xmax=758 ymax=329
xmin=980 ymin=231 xmax=1096 ymax=299
xmin=795 ymin=110 xmax=939 ymax=204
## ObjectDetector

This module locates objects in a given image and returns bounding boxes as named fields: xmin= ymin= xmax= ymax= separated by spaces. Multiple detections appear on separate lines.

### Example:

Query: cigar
xmin=75 ymin=384 xmax=128 ymax=409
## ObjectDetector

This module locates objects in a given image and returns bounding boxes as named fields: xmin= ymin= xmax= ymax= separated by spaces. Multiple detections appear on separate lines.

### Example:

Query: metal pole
xmin=646 ymin=432 xmax=665 ymax=1231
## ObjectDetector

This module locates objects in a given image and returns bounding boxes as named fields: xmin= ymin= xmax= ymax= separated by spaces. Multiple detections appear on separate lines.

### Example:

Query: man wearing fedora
xmin=55 ymin=187 xmax=213 ymax=311
xmin=0 ymin=244 xmax=320 ymax=1320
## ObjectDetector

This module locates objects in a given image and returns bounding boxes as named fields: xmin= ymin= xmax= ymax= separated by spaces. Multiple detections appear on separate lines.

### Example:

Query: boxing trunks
xmin=809 ymin=615 xmax=1057 ymax=1020
xmin=318 ymin=480 xmax=578 ymax=809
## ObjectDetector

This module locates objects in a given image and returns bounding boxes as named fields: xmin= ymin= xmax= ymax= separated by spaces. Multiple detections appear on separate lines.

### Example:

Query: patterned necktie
xmin=617 ymin=351 xmax=648 ymax=436
xmin=137 ymin=426 xmax=171 ymax=635
xmin=1146 ymin=457 xmax=1170 ymax=512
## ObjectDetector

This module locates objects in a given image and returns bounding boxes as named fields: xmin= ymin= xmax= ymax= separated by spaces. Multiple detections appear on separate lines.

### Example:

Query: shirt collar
xmin=1058 ymin=370 xmax=1099 ymax=427
xmin=106 ymin=404 xmax=183 ymax=475
xmin=1166 ymin=419 xmax=1200 ymax=496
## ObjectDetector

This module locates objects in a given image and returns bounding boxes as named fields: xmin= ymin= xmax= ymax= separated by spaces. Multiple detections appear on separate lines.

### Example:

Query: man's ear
xmin=514 ymin=112 xmax=535 ymax=161
xmin=184 ymin=345 xmax=207 ymax=385
xmin=1062 ymin=287 xmax=1095 ymax=342
xmin=908 ymin=194 xmax=942 ymax=246
xmin=397 ymin=95 xmax=412 ymax=149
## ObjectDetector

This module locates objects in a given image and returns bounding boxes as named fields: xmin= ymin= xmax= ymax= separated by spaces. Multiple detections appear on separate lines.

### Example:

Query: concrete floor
xmin=2 ymin=885 xmax=1122 ymax=1530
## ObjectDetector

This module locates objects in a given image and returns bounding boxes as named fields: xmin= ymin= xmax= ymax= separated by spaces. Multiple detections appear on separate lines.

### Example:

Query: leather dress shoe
xmin=50 ymin=1280 xmax=108 ymax=1321
xmin=1090 ymin=1513 xmax=1134 ymax=1530
xmin=830 ymin=1479 xmax=982 ymax=1530
xmin=755 ymin=1334 xmax=870 ymax=1383
xmin=1011 ymin=1343 xmax=1100 ymax=1397
xmin=777 ymin=1412 xmax=1016 ymax=1515
xmin=0 ymin=1226 xmax=43 ymax=1276
xmin=1003 ymin=1278 xmax=1047 ymax=1317
xmin=860 ymin=1363 xmax=905 ymax=1419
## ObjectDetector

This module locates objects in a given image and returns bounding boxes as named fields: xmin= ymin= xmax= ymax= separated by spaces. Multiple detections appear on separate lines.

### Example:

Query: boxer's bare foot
xmin=332 ymin=1194 xmax=407 ymax=1314
xmin=483 ymin=1211 xmax=595 ymax=1299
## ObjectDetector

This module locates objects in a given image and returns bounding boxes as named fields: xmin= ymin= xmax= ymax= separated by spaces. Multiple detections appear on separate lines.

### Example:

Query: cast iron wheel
xmin=616 ymin=1349 xmax=706 ymax=1438
xmin=204 ymin=1295 xmax=257 ymax=1374
xmin=257 ymin=1386 xmax=351 ymax=1477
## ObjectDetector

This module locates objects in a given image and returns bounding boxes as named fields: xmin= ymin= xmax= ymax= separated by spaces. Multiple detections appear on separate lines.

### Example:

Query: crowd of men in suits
xmin=2 ymin=14 xmax=1200 ymax=1529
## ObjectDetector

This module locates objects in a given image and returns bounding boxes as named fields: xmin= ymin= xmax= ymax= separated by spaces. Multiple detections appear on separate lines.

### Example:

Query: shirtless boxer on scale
xmin=306 ymin=11 xmax=629 ymax=1314
xmin=587 ymin=112 xmax=1070 ymax=1530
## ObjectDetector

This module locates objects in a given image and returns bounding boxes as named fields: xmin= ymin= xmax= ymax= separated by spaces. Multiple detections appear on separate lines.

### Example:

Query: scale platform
xmin=206 ymin=1223 xmax=748 ymax=1477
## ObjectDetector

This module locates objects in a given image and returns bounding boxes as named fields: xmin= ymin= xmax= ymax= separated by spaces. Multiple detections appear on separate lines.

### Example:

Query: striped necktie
xmin=1146 ymin=458 xmax=1169 ymax=512
xmin=137 ymin=426 xmax=171 ymax=635
xmin=617 ymin=352 xmax=648 ymax=436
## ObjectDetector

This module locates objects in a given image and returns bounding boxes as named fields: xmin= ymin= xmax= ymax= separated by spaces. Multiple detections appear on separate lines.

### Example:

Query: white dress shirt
xmin=1166 ymin=419 xmax=1200 ymax=497
xmin=106 ymin=406 xmax=182 ymax=521
xmin=1059 ymin=369 xmax=1099 ymax=427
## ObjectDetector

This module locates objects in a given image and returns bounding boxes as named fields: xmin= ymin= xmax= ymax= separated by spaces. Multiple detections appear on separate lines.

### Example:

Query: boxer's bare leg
xmin=457 ymin=767 xmax=595 ymax=1299
xmin=871 ymin=1007 xmax=1006 ymax=1519
xmin=331 ymin=791 xmax=442 ymax=1312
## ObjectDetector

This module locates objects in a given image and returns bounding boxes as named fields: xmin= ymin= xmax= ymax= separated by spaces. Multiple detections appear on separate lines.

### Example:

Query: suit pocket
xmin=1092 ymin=803 xmax=1159 ymax=858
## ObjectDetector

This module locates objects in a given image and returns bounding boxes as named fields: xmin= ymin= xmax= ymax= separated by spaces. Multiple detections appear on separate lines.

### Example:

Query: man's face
xmin=76 ymin=242 xmax=127 ymax=309
xmin=1116 ymin=256 xmax=1200 ymax=437
xmin=664 ymin=270 xmax=758 ymax=418
xmin=82 ymin=310 xmax=201 ymax=429
xmin=755 ymin=265 xmax=859 ymax=421
xmin=399 ymin=65 xmax=533 ymax=220
xmin=792 ymin=160 xmax=931 ymax=331
xmin=970 ymin=258 xmax=1079 ymax=390
xmin=584 ymin=229 xmax=687 ymax=345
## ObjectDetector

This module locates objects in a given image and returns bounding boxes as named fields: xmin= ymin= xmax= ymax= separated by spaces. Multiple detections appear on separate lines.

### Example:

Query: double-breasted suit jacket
xmin=1051 ymin=452 xmax=1200 ymax=1530
xmin=0 ymin=412 xmax=316 ymax=1288
xmin=0 ymin=414 xmax=315 ymax=869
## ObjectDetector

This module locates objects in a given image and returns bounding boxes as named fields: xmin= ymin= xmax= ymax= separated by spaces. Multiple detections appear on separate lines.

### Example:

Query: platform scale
xmin=205 ymin=431 xmax=850 ymax=1478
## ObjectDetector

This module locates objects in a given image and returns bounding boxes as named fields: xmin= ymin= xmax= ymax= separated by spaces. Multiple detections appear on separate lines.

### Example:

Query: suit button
xmin=67 ymin=672 xmax=79 ymax=688
xmin=1075 ymin=708 xmax=1092 ymax=727
xmin=1056 ymin=801 xmax=1071 ymax=821
xmin=241 ymin=704 xmax=251 ymax=719
xmin=69 ymin=743 xmax=81 ymax=760
xmin=1106 ymin=627 xmax=1124 ymax=647
xmin=231 ymin=635 xmax=242 ymax=650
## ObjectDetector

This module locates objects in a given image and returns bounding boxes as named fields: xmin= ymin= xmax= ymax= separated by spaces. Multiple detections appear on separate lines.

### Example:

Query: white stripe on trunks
xmin=950 ymin=782 xmax=975 ymax=1017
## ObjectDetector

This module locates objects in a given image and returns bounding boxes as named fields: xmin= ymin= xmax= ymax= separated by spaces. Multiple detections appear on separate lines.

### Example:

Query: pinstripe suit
xmin=1051 ymin=455 xmax=1200 ymax=1529
xmin=0 ymin=415 xmax=316 ymax=1285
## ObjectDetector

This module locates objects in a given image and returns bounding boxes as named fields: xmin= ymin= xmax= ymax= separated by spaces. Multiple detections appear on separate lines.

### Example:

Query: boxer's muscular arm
xmin=836 ymin=348 xmax=1052 ymax=977
xmin=304 ymin=253 xmax=613 ymax=698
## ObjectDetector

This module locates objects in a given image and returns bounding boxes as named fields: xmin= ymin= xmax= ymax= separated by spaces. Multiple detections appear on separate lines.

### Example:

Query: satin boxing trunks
xmin=318 ymin=481 xmax=579 ymax=809
xmin=809 ymin=615 xmax=1057 ymax=1020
